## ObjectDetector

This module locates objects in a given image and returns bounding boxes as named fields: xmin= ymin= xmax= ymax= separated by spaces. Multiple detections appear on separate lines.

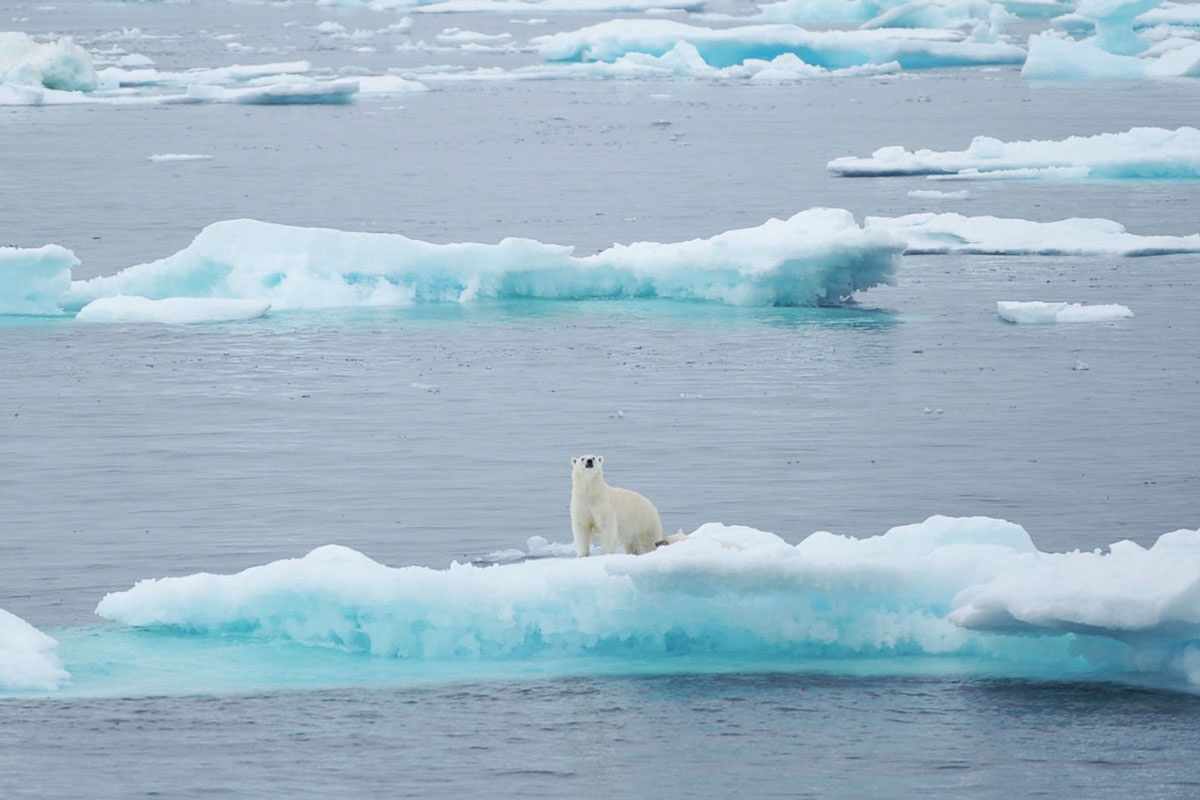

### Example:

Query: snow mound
xmin=1023 ymin=31 xmax=1200 ymax=80
xmin=1021 ymin=0 xmax=1200 ymax=80
xmin=997 ymin=300 xmax=1134 ymax=323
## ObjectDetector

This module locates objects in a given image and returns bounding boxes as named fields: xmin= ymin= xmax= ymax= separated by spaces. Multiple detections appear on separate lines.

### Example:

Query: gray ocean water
xmin=3 ymin=0 xmax=1200 ymax=796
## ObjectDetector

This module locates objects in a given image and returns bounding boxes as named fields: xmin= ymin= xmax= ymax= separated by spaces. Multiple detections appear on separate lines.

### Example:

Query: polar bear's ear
xmin=596 ymin=455 xmax=604 ymax=465
xmin=571 ymin=456 xmax=578 ymax=466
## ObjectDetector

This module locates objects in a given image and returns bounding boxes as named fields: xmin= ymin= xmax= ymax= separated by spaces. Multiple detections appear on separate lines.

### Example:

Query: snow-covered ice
xmin=1021 ymin=0 xmax=1200 ymax=79
xmin=721 ymin=0 xmax=1055 ymax=26
xmin=411 ymin=0 xmax=703 ymax=12
xmin=93 ymin=516 xmax=1200 ymax=687
xmin=828 ymin=127 xmax=1200 ymax=180
xmin=996 ymin=300 xmax=1134 ymax=323
xmin=61 ymin=210 xmax=902 ymax=312
xmin=1023 ymin=31 xmax=1200 ymax=79
xmin=534 ymin=19 xmax=1027 ymax=70
xmin=7 ymin=209 xmax=1199 ymax=319
xmin=866 ymin=213 xmax=1200 ymax=255
xmin=0 ymin=44 xmax=424 ymax=106
xmin=0 ymin=608 xmax=68 ymax=692
xmin=951 ymin=528 xmax=1200 ymax=682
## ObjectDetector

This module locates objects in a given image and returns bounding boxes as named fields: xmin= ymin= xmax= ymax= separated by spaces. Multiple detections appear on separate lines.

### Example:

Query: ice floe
xmin=0 ymin=608 xmax=68 ymax=692
xmin=534 ymin=19 xmax=1027 ymax=70
xmin=62 ymin=210 xmax=902 ymax=312
xmin=0 ymin=244 xmax=78 ymax=316
xmin=996 ymin=300 xmax=1134 ymax=323
xmin=828 ymin=127 xmax=1200 ymax=180
xmin=93 ymin=516 xmax=1200 ymax=689
xmin=867 ymin=213 xmax=1200 ymax=255
xmin=0 ymin=43 xmax=425 ymax=106
xmin=148 ymin=153 xmax=214 ymax=162
xmin=1023 ymin=30 xmax=1200 ymax=79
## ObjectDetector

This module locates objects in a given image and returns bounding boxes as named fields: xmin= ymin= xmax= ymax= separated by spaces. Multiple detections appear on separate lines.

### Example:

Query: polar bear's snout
xmin=583 ymin=456 xmax=596 ymax=469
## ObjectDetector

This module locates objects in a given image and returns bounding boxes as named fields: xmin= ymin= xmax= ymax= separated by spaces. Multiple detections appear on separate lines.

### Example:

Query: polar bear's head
xmin=571 ymin=454 xmax=604 ymax=484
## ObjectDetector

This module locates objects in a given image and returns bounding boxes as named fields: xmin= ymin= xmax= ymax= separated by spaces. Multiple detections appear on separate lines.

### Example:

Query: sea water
xmin=4 ymin=0 xmax=1200 ymax=796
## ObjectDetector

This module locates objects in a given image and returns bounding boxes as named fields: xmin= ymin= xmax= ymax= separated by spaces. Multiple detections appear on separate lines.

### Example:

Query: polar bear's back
xmin=607 ymin=485 xmax=662 ymax=553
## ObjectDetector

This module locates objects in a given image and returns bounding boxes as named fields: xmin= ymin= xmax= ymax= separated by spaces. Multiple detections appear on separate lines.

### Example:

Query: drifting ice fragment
xmin=996 ymin=300 xmax=1134 ymax=324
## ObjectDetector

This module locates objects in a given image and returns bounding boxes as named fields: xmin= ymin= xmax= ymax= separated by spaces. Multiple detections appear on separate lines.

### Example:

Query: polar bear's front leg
xmin=572 ymin=521 xmax=593 ymax=557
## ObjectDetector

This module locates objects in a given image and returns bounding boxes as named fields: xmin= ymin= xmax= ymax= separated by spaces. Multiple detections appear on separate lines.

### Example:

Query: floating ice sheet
xmin=63 ymin=210 xmax=903 ymax=311
xmin=92 ymin=516 xmax=1200 ymax=690
xmin=0 ymin=45 xmax=424 ymax=106
xmin=733 ymin=0 xmax=1070 ymax=25
xmin=1023 ymin=31 xmax=1200 ymax=79
xmin=828 ymin=127 xmax=1200 ymax=180
xmin=5 ymin=210 xmax=1199 ymax=319
xmin=996 ymin=300 xmax=1134 ymax=323
xmin=866 ymin=213 xmax=1200 ymax=255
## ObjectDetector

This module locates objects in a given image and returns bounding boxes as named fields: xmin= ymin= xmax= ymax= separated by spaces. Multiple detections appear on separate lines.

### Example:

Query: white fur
xmin=570 ymin=454 xmax=663 ymax=556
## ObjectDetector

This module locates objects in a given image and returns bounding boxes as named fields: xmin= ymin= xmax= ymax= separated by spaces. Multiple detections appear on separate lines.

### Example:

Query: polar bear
xmin=570 ymin=454 xmax=664 ymax=556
